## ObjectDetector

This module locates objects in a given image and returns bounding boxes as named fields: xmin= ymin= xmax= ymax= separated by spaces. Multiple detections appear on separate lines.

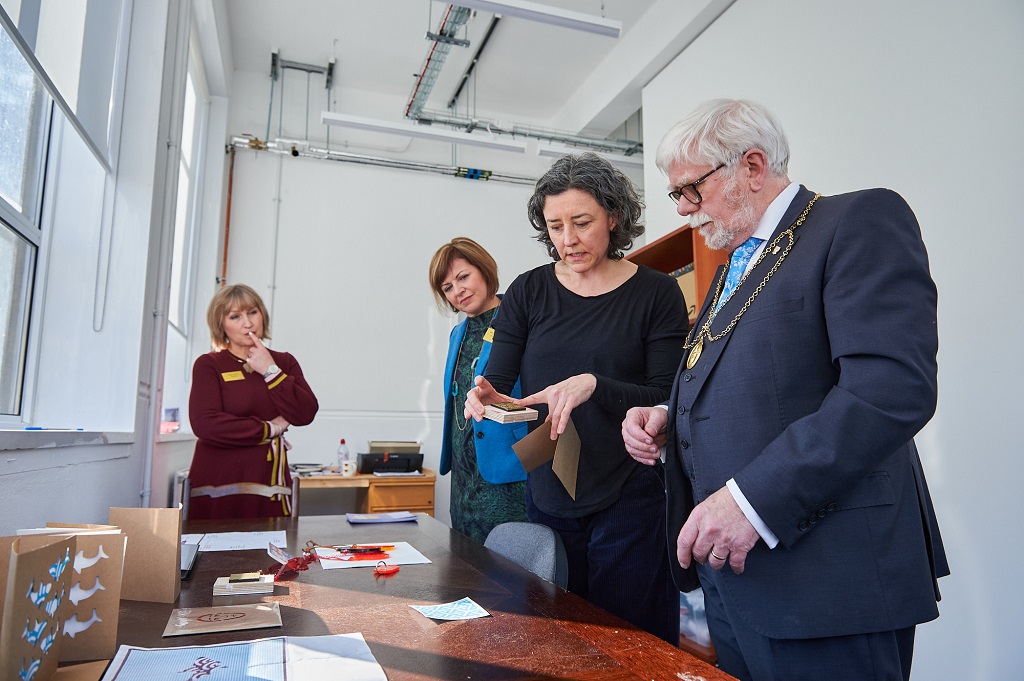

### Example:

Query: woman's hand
xmin=463 ymin=376 xmax=513 ymax=422
xmin=269 ymin=416 xmax=290 ymax=438
xmin=519 ymin=374 xmax=596 ymax=440
xmin=245 ymin=332 xmax=275 ymax=376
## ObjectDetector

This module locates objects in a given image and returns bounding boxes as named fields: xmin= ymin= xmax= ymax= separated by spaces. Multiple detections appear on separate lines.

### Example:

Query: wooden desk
xmin=298 ymin=468 xmax=435 ymax=516
xmin=116 ymin=515 xmax=735 ymax=681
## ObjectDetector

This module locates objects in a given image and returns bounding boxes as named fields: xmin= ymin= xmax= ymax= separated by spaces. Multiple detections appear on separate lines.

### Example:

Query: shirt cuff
xmin=654 ymin=404 xmax=668 ymax=463
xmin=726 ymin=478 xmax=779 ymax=549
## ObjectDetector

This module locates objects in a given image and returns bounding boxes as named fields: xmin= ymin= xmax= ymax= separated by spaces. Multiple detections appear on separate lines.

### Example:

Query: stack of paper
xmin=346 ymin=511 xmax=417 ymax=524
xmin=213 ymin=574 xmax=275 ymax=596
xmin=483 ymin=403 xmax=538 ymax=424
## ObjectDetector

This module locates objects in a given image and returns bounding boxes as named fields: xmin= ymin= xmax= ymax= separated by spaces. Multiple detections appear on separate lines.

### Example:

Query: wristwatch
xmin=262 ymin=364 xmax=280 ymax=379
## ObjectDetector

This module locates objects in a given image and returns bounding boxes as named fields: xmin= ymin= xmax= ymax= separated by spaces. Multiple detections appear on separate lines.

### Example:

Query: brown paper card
xmin=551 ymin=418 xmax=580 ymax=500
xmin=0 ymin=534 xmax=77 ymax=681
xmin=18 ymin=526 xmax=127 ymax=662
xmin=511 ymin=418 xmax=581 ymax=500
xmin=162 ymin=602 xmax=282 ymax=637
xmin=108 ymin=507 xmax=182 ymax=603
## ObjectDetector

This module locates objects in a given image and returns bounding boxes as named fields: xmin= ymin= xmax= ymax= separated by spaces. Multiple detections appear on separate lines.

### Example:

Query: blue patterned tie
xmin=715 ymin=237 xmax=764 ymax=312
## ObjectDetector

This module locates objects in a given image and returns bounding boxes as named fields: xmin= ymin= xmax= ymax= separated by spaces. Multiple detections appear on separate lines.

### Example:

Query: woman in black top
xmin=465 ymin=153 xmax=688 ymax=644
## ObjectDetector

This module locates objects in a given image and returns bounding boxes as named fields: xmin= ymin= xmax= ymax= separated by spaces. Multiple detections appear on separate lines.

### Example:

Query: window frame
xmin=168 ymin=30 xmax=211 ymax=337
xmin=0 ymin=14 xmax=51 ymax=421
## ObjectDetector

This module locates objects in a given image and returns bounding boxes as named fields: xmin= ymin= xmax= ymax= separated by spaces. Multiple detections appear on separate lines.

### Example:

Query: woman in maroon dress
xmin=187 ymin=284 xmax=318 ymax=519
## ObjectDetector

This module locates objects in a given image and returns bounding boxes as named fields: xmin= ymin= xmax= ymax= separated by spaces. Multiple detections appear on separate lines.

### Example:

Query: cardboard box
xmin=0 ymin=534 xmax=77 ymax=681
xmin=15 ymin=525 xmax=127 ymax=662
xmin=108 ymin=507 xmax=182 ymax=603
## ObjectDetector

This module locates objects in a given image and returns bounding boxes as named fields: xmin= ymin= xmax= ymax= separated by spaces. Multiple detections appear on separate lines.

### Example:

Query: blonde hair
xmin=428 ymin=238 xmax=500 ymax=314
xmin=206 ymin=284 xmax=271 ymax=349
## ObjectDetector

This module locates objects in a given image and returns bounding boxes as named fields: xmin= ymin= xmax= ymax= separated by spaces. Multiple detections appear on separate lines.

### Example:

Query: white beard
xmin=690 ymin=176 xmax=758 ymax=251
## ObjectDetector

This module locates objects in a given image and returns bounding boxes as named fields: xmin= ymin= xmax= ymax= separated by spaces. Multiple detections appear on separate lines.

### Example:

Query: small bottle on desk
xmin=337 ymin=438 xmax=356 ymax=477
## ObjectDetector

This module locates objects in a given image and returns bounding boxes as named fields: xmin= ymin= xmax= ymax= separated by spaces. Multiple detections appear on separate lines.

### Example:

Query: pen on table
xmin=24 ymin=427 xmax=84 ymax=430
xmin=332 ymin=544 xmax=396 ymax=552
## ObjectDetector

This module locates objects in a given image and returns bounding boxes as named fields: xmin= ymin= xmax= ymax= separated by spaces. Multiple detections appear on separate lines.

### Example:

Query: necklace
xmin=684 ymin=194 xmax=821 ymax=370
xmin=451 ymin=337 xmax=472 ymax=431
xmin=450 ymin=307 xmax=498 ymax=432
xmin=227 ymin=349 xmax=254 ymax=373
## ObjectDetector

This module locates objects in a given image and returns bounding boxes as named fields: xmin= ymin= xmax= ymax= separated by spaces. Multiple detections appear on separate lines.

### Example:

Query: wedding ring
xmin=710 ymin=549 xmax=726 ymax=561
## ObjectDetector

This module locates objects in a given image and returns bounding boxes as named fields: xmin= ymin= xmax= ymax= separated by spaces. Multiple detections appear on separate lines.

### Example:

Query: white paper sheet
xmin=100 ymin=633 xmax=387 ymax=681
xmin=313 ymin=541 xmax=431 ymax=570
xmin=197 ymin=531 xmax=287 ymax=552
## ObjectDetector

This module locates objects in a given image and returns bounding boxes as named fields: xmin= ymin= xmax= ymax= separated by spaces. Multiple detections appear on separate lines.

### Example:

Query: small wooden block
xmin=483 ymin=404 xmax=539 ymax=424
xmin=228 ymin=572 xmax=261 ymax=583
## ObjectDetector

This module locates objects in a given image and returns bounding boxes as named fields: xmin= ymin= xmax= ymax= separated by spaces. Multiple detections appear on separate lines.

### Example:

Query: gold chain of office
xmin=683 ymin=193 xmax=821 ymax=369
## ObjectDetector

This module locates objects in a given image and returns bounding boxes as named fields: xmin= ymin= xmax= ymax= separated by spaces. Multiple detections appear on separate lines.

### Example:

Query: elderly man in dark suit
xmin=622 ymin=99 xmax=948 ymax=681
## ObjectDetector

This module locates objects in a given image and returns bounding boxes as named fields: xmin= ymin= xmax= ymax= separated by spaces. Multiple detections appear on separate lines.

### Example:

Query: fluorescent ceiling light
xmin=537 ymin=144 xmax=644 ymax=169
xmin=454 ymin=0 xmax=621 ymax=38
xmin=321 ymin=111 xmax=529 ymax=153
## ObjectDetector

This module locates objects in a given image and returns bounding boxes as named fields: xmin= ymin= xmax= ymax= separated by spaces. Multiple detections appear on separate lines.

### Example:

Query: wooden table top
xmin=116 ymin=514 xmax=734 ymax=680
xmin=297 ymin=468 xmax=437 ymax=489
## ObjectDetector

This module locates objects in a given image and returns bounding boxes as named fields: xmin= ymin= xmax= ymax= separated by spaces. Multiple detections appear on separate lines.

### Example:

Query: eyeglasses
xmin=668 ymin=163 xmax=725 ymax=205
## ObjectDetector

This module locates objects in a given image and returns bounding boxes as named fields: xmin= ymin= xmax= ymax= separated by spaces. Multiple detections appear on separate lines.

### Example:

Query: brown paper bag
xmin=0 ymin=534 xmax=77 ymax=681
xmin=16 ymin=525 xmax=127 ymax=662
xmin=108 ymin=507 xmax=182 ymax=603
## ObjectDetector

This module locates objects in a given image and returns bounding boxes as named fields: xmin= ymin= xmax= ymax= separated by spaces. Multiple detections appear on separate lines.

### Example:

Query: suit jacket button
xmin=808 ymin=515 xmax=818 ymax=525
xmin=817 ymin=509 xmax=827 ymax=518
xmin=683 ymin=373 xmax=693 ymax=382
xmin=798 ymin=521 xmax=809 ymax=531
xmin=677 ymin=405 xmax=686 ymax=415
xmin=679 ymin=439 xmax=690 ymax=449
xmin=827 ymin=502 xmax=837 ymax=511
xmin=476 ymin=431 xmax=485 ymax=439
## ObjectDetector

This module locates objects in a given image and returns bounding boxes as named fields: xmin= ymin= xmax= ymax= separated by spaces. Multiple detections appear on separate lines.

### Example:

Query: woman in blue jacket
xmin=429 ymin=238 xmax=527 ymax=543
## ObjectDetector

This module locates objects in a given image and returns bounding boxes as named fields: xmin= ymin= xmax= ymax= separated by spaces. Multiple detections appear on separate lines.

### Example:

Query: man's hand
xmin=622 ymin=406 xmax=668 ymax=465
xmin=677 ymin=487 xmax=760 ymax=574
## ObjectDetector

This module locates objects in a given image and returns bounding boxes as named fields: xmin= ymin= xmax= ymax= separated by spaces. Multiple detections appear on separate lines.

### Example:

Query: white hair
xmin=656 ymin=99 xmax=790 ymax=177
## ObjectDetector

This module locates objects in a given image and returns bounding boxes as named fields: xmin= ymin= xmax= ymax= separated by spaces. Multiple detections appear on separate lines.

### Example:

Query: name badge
xmin=483 ymin=327 xmax=495 ymax=343
xmin=221 ymin=371 xmax=246 ymax=382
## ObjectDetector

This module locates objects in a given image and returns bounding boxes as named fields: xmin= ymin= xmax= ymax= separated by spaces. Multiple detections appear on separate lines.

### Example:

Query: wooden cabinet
xmin=366 ymin=475 xmax=435 ymax=515
xmin=627 ymin=224 xmax=729 ymax=319
xmin=298 ymin=468 xmax=436 ymax=516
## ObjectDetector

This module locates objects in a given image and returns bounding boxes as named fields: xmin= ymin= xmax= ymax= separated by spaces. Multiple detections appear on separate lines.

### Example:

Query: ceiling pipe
xmin=231 ymin=136 xmax=537 ymax=186
xmin=447 ymin=15 xmax=501 ymax=111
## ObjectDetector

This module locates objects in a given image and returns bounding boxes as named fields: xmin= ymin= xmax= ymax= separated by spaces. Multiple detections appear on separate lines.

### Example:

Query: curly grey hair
xmin=527 ymin=152 xmax=645 ymax=261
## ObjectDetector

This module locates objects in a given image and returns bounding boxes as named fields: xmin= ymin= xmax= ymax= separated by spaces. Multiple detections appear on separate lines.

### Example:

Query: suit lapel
xmin=694 ymin=186 xmax=816 ymax=379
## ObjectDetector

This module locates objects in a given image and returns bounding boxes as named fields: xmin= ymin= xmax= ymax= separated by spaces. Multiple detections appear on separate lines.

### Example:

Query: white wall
xmin=211 ymin=142 xmax=550 ymax=524
xmin=641 ymin=0 xmax=1023 ymax=678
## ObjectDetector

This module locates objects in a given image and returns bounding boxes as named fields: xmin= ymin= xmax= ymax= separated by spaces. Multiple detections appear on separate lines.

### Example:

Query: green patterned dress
xmin=449 ymin=307 xmax=527 ymax=543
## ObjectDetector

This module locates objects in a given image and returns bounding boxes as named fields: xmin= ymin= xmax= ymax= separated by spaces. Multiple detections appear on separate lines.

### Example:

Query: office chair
xmin=484 ymin=522 xmax=568 ymax=588
xmin=179 ymin=474 xmax=300 ymax=520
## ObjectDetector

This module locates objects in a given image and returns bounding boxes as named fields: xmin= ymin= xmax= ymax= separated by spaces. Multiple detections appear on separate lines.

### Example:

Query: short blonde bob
xmin=206 ymin=283 xmax=272 ymax=350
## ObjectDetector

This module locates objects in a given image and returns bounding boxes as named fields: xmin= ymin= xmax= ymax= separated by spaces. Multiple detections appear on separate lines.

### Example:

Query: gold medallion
xmin=686 ymin=338 xmax=704 ymax=369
